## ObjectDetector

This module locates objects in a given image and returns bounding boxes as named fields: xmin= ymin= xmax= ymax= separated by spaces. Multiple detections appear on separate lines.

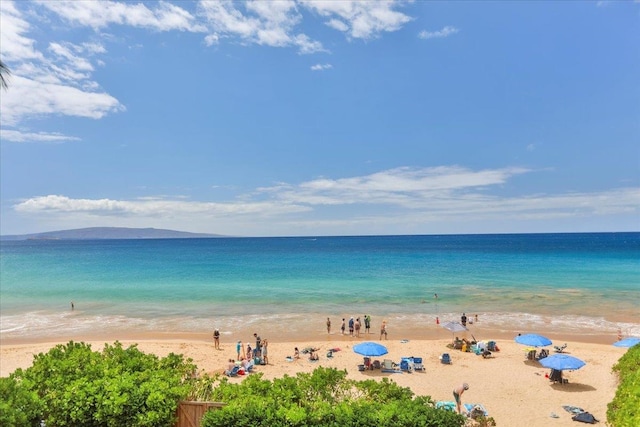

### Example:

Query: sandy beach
xmin=1 ymin=325 xmax=628 ymax=427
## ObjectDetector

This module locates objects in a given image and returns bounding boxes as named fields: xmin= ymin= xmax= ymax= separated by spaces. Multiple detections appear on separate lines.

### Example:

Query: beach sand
xmin=0 ymin=326 xmax=627 ymax=427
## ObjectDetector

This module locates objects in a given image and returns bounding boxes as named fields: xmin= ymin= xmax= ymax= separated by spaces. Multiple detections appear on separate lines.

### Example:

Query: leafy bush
xmin=607 ymin=344 xmax=640 ymax=427
xmin=0 ymin=376 xmax=42 ymax=426
xmin=201 ymin=366 xmax=465 ymax=427
xmin=9 ymin=341 xmax=196 ymax=427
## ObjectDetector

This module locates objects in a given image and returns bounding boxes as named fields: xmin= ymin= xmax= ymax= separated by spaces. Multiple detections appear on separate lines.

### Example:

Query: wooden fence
xmin=175 ymin=401 xmax=226 ymax=427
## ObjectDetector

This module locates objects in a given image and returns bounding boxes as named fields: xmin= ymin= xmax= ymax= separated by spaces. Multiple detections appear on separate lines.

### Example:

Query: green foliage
xmin=607 ymin=344 xmax=640 ymax=427
xmin=8 ymin=341 xmax=196 ymax=427
xmin=0 ymin=376 xmax=42 ymax=426
xmin=201 ymin=366 xmax=465 ymax=427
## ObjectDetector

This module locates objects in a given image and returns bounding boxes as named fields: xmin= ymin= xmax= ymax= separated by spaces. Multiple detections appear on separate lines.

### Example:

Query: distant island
xmin=0 ymin=227 xmax=225 ymax=241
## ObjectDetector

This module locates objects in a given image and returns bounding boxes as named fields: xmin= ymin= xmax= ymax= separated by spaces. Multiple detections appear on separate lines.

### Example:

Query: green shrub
xmin=607 ymin=344 xmax=640 ymax=427
xmin=9 ymin=341 xmax=196 ymax=427
xmin=0 ymin=376 xmax=43 ymax=426
xmin=201 ymin=366 xmax=465 ymax=427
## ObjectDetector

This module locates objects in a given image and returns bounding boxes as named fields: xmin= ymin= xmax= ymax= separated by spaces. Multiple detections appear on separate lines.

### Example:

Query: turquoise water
xmin=1 ymin=233 xmax=639 ymax=341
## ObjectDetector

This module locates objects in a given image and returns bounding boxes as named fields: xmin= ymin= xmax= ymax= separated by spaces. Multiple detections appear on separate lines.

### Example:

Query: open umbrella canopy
xmin=515 ymin=334 xmax=552 ymax=347
xmin=613 ymin=337 xmax=640 ymax=348
xmin=539 ymin=354 xmax=586 ymax=371
xmin=353 ymin=342 xmax=388 ymax=357
xmin=441 ymin=321 xmax=467 ymax=333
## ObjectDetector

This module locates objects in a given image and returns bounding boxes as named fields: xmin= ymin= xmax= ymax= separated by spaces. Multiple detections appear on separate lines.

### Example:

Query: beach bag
xmin=572 ymin=412 xmax=598 ymax=424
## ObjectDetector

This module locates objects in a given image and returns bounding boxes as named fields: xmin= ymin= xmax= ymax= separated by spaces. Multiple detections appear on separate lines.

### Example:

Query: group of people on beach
xmin=215 ymin=329 xmax=270 ymax=367
xmin=326 ymin=315 xmax=388 ymax=340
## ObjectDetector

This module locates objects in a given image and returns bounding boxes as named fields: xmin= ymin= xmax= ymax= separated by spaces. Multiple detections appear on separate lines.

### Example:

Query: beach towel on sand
xmin=572 ymin=412 xmax=599 ymax=424
xmin=435 ymin=401 xmax=456 ymax=412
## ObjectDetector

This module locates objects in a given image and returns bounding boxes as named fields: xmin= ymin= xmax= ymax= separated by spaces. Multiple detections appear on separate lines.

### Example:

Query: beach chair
xmin=440 ymin=353 xmax=451 ymax=364
xmin=554 ymin=343 xmax=567 ymax=353
xmin=400 ymin=358 xmax=413 ymax=372
xmin=549 ymin=369 xmax=563 ymax=384
xmin=381 ymin=359 xmax=401 ymax=373
xmin=525 ymin=348 xmax=536 ymax=360
xmin=412 ymin=356 xmax=425 ymax=371
xmin=363 ymin=357 xmax=372 ymax=370
xmin=372 ymin=360 xmax=381 ymax=369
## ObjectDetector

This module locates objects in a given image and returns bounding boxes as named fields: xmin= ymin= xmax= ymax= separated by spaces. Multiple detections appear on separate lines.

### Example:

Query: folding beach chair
xmin=412 ymin=357 xmax=425 ymax=371
xmin=440 ymin=353 xmax=452 ymax=364
xmin=381 ymin=359 xmax=401 ymax=373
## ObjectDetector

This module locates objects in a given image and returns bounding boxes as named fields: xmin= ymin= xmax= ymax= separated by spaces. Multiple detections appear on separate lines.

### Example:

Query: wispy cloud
xmin=311 ymin=63 xmax=332 ymax=71
xmin=0 ymin=129 xmax=81 ymax=143
xmin=303 ymin=0 xmax=413 ymax=40
xmin=13 ymin=166 xmax=639 ymax=235
xmin=36 ymin=0 xmax=206 ymax=32
xmin=418 ymin=26 xmax=459 ymax=40
xmin=198 ymin=0 xmax=326 ymax=54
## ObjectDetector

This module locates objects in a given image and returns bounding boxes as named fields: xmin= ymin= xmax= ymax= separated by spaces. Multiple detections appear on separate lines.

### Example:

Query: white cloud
xmin=418 ymin=26 xmax=459 ymax=40
xmin=12 ymin=167 xmax=640 ymax=234
xmin=0 ymin=0 xmax=45 ymax=62
xmin=0 ymin=1 xmax=124 ymax=128
xmin=303 ymin=0 xmax=413 ymax=40
xmin=311 ymin=63 xmax=332 ymax=71
xmin=0 ymin=75 xmax=124 ymax=127
xmin=36 ymin=0 xmax=206 ymax=32
xmin=197 ymin=1 xmax=412 ymax=52
xmin=198 ymin=0 xmax=326 ymax=54
xmin=14 ymin=194 xmax=310 ymax=217
xmin=0 ymin=129 xmax=81 ymax=143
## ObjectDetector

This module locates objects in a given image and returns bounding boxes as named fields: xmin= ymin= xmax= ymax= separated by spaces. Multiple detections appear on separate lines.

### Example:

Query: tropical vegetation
xmin=607 ymin=344 xmax=640 ymax=427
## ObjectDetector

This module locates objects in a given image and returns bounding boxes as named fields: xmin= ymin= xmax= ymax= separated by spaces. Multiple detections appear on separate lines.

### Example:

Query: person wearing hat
xmin=213 ymin=328 xmax=220 ymax=350
xmin=453 ymin=383 xmax=469 ymax=414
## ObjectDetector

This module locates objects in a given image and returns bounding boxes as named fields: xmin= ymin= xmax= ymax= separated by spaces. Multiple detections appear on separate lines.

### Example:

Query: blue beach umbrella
xmin=613 ymin=337 xmax=640 ymax=348
xmin=515 ymin=333 xmax=552 ymax=347
xmin=539 ymin=354 xmax=586 ymax=371
xmin=353 ymin=342 xmax=388 ymax=357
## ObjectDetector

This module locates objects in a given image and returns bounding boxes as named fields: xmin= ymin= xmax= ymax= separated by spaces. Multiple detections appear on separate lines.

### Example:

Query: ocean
xmin=1 ymin=233 xmax=639 ymax=343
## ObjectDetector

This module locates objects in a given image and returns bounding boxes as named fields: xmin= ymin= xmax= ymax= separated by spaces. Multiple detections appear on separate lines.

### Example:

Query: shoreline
xmin=1 ymin=316 xmax=631 ymax=347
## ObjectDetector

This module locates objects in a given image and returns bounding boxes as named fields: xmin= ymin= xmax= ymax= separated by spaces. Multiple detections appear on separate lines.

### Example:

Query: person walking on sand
xmin=236 ymin=341 xmax=242 ymax=360
xmin=453 ymin=383 xmax=469 ymax=414
xmin=326 ymin=317 xmax=331 ymax=334
xmin=380 ymin=320 xmax=388 ymax=340
xmin=213 ymin=328 xmax=220 ymax=350
xmin=348 ymin=317 xmax=355 ymax=336
xmin=364 ymin=314 xmax=371 ymax=334
xmin=341 ymin=318 xmax=346 ymax=335
xmin=355 ymin=317 xmax=361 ymax=337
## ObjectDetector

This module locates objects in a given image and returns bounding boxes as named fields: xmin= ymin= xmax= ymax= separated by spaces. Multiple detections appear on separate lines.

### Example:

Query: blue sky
xmin=1 ymin=0 xmax=638 ymax=237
